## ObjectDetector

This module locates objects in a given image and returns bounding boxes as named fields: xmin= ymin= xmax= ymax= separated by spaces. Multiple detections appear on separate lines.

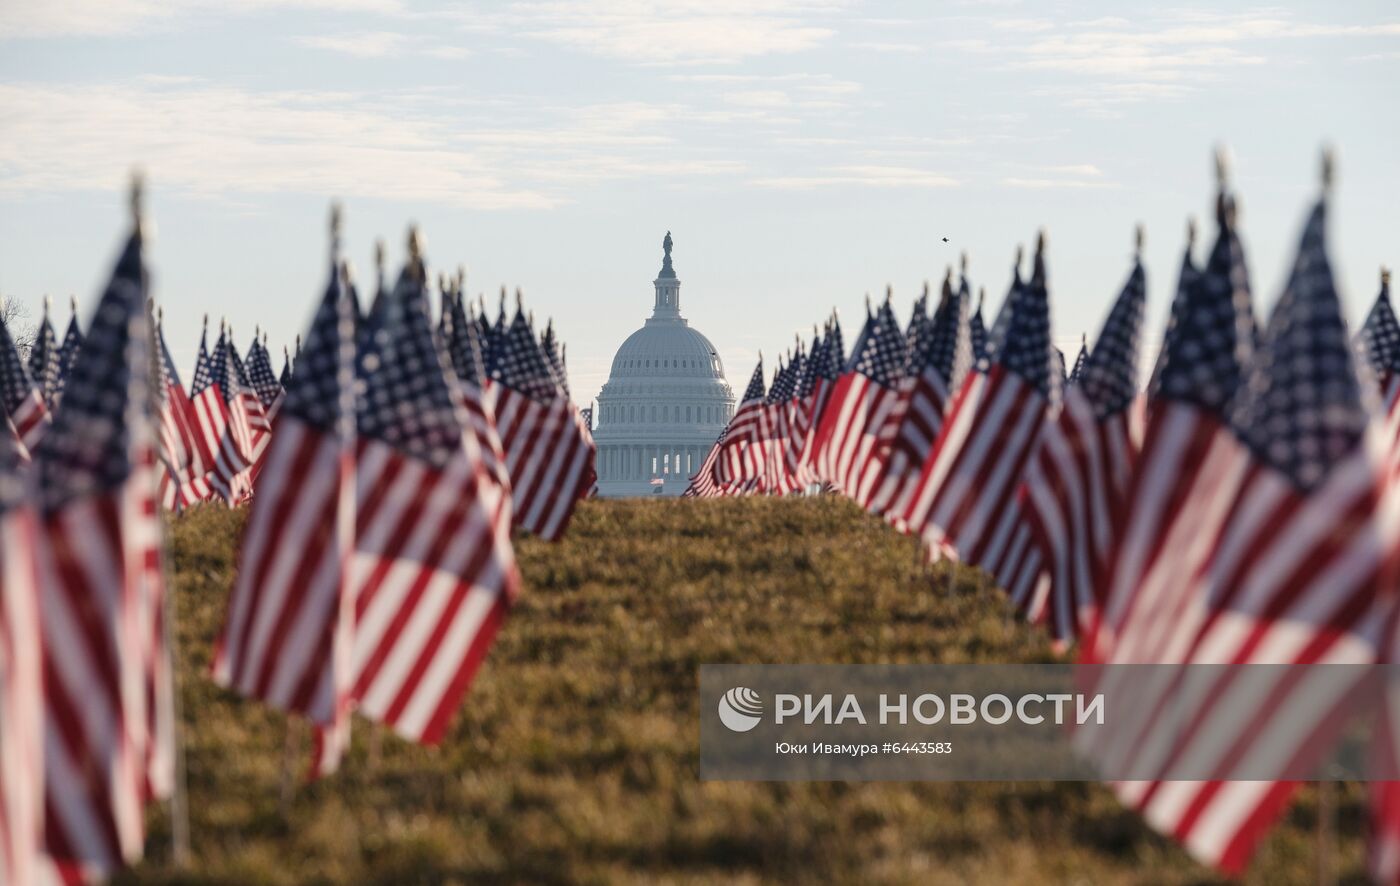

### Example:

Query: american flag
xmin=540 ymin=319 xmax=570 ymax=399
xmin=441 ymin=284 xmax=486 ymax=385
xmin=189 ymin=325 xmax=254 ymax=505
xmin=154 ymin=317 xmax=213 ymax=510
xmin=1374 ymin=765 xmax=1400 ymax=886
xmin=0 ymin=407 xmax=42 ymax=886
xmin=900 ymin=238 xmax=1055 ymax=567
xmin=761 ymin=352 xmax=805 ymax=494
xmin=1357 ymin=271 xmax=1400 ymax=470
xmin=28 ymin=303 xmax=61 ymax=410
xmin=34 ymin=228 xmax=173 ymax=880
xmin=1355 ymin=269 xmax=1398 ymax=387
xmin=1068 ymin=336 xmax=1088 ymax=383
xmin=342 ymin=245 xmax=519 ymax=756
xmin=685 ymin=421 xmax=735 ymax=498
xmin=868 ymin=270 xmax=972 ymax=525
xmin=1089 ymin=188 xmax=1256 ymax=664
xmin=487 ymin=302 xmax=594 ymax=540
xmin=245 ymin=334 xmax=285 ymax=413
xmin=222 ymin=332 xmax=273 ymax=495
xmin=485 ymin=295 xmax=509 ymax=368
xmin=279 ymin=348 xmax=294 ymax=389
xmin=791 ymin=320 xmax=843 ymax=488
xmin=780 ymin=327 xmax=824 ymax=489
xmin=810 ymin=296 xmax=908 ymax=508
xmin=474 ymin=296 xmax=497 ymax=366
xmin=1019 ymin=247 xmax=1147 ymax=644
xmin=212 ymin=236 xmax=358 ymax=777
xmin=1373 ymin=622 xmax=1400 ymax=885
xmin=228 ymin=334 xmax=273 ymax=446
xmin=983 ymin=250 xmax=1023 ymax=363
xmin=1087 ymin=185 xmax=1398 ymax=874
xmin=0 ymin=310 xmax=50 ymax=452
xmin=714 ymin=358 xmax=768 ymax=491
xmin=442 ymin=283 xmax=512 ymax=501
xmin=968 ymin=289 xmax=988 ymax=364
xmin=52 ymin=304 xmax=84 ymax=408
xmin=782 ymin=345 xmax=812 ymax=492
xmin=902 ymin=285 xmax=931 ymax=365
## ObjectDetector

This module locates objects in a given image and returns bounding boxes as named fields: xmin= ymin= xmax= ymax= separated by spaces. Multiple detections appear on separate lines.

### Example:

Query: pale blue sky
xmin=2 ymin=1 xmax=1399 ymax=403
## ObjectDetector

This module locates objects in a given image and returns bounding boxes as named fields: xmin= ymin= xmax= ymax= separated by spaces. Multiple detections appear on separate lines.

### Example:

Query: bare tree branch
xmin=1 ymin=297 xmax=36 ymax=361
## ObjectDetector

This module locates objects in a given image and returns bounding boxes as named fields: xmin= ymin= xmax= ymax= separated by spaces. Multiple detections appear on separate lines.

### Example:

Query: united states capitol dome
xmin=608 ymin=321 xmax=726 ymax=380
xmin=591 ymin=232 xmax=735 ymax=497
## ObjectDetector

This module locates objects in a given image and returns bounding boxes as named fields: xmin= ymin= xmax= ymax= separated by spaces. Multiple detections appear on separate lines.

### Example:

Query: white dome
xmin=608 ymin=319 xmax=725 ymax=379
xmin=591 ymin=233 xmax=735 ymax=497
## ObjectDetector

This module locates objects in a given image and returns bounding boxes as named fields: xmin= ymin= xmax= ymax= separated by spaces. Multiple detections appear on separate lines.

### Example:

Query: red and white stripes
xmin=902 ymin=366 xmax=1049 ymax=566
xmin=346 ymin=436 xmax=517 ymax=745
xmin=0 ymin=481 xmax=42 ymax=886
xmin=492 ymin=385 xmax=596 ymax=541
xmin=1020 ymin=388 xmax=1141 ymax=644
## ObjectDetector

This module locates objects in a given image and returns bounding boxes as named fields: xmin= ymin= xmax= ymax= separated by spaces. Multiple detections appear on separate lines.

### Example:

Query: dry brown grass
xmin=118 ymin=496 xmax=1366 ymax=885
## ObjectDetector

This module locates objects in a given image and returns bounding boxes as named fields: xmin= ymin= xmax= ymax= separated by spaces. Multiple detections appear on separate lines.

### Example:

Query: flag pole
xmin=161 ymin=459 xmax=192 ymax=869
xmin=136 ymin=171 xmax=192 ymax=869
xmin=1314 ymin=145 xmax=1338 ymax=886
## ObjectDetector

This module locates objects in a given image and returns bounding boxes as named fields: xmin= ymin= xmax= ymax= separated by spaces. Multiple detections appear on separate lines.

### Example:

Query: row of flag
xmin=686 ymin=154 xmax=1400 ymax=882
xmin=0 ymin=194 xmax=596 ymax=883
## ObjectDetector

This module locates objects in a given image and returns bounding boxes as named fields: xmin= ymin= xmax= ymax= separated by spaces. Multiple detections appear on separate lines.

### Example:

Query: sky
xmin=2 ymin=1 xmax=1400 ymax=404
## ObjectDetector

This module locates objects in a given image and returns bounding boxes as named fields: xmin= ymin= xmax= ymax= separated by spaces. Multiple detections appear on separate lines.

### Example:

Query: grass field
xmin=118 ymin=496 xmax=1367 ymax=885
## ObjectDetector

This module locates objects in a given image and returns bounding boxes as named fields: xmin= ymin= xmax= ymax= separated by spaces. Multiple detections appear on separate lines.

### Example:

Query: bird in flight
xmin=941 ymin=237 xmax=949 ymax=243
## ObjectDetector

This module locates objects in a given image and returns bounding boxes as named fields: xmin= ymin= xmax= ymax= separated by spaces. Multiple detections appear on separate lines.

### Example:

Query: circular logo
xmin=718 ymin=687 xmax=763 ymax=732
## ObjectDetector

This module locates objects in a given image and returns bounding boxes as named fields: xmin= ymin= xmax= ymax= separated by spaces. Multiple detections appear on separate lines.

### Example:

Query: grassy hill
xmin=120 ymin=497 xmax=1365 ymax=885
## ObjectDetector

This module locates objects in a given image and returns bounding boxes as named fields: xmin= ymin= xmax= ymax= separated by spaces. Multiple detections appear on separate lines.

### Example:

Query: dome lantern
xmin=653 ymin=230 xmax=681 ymax=319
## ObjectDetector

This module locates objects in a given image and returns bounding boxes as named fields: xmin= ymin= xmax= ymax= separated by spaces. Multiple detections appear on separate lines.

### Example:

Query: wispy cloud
xmin=941 ymin=9 xmax=1400 ymax=108
xmin=754 ymin=165 xmax=958 ymax=189
xmin=1002 ymin=164 xmax=1113 ymax=189
xmin=850 ymin=41 xmax=921 ymax=53
xmin=0 ymin=81 xmax=750 ymax=206
xmin=292 ymin=29 xmax=467 ymax=58
xmin=502 ymin=0 xmax=844 ymax=65
xmin=0 ymin=0 xmax=400 ymax=39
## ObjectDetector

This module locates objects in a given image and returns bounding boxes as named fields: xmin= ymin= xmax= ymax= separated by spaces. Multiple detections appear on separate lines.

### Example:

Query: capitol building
xmin=592 ymin=233 xmax=735 ymax=496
